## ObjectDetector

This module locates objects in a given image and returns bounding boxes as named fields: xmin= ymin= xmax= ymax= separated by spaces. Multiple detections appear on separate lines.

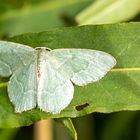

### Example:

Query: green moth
xmin=0 ymin=41 xmax=116 ymax=114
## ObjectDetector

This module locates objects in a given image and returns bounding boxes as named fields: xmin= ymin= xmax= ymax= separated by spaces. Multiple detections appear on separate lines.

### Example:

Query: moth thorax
xmin=36 ymin=47 xmax=49 ymax=80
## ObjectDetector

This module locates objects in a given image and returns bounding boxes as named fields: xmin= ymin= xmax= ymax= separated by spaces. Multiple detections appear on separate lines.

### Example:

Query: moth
xmin=0 ymin=41 xmax=116 ymax=114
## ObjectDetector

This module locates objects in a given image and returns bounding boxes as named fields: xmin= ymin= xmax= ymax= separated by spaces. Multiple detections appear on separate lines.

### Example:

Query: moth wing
xmin=8 ymin=59 xmax=37 ymax=113
xmin=0 ymin=41 xmax=35 ymax=77
xmin=37 ymin=61 xmax=74 ymax=114
xmin=49 ymin=49 xmax=116 ymax=86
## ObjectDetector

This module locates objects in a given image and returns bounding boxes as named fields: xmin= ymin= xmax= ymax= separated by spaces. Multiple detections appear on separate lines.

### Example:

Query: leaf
xmin=55 ymin=118 xmax=77 ymax=140
xmin=0 ymin=22 xmax=139 ymax=128
xmin=0 ymin=0 xmax=92 ymax=36
xmin=0 ymin=0 xmax=49 ymax=14
xmin=0 ymin=42 xmax=115 ymax=114
xmin=76 ymin=0 xmax=140 ymax=25
xmin=0 ymin=128 xmax=18 ymax=140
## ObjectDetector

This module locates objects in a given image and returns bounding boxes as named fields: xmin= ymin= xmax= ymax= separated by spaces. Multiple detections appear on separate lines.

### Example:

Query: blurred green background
xmin=0 ymin=0 xmax=140 ymax=140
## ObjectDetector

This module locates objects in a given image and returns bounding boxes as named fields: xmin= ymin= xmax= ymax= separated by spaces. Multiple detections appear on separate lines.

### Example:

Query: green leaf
xmin=0 ymin=0 xmax=92 ymax=36
xmin=0 ymin=0 xmax=50 ymax=14
xmin=55 ymin=118 xmax=77 ymax=140
xmin=0 ymin=128 xmax=18 ymax=140
xmin=76 ymin=0 xmax=140 ymax=25
xmin=0 ymin=22 xmax=139 ymax=128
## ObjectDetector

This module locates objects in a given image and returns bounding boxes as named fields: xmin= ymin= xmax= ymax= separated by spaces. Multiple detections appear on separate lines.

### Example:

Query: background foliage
xmin=0 ymin=0 xmax=140 ymax=140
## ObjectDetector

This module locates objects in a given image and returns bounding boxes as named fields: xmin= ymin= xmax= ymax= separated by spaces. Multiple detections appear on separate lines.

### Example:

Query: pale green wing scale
xmin=0 ymin=41 xmax=35 ymax=77
xmin=8 ymin=59 xmax=37 ymax=113
xmin=49 ymin=49 xmax=116 ymax=86
xmin=36 ymin=48 xmax=74 ymax=114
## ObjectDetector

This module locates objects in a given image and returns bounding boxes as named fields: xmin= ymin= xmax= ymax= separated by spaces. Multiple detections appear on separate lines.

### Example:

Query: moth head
xmin=35 ymin=47 xmax=51 ymax=51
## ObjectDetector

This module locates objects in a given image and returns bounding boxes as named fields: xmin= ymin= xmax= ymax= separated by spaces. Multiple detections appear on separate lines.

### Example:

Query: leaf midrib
xmin=111 ymin=68 xmax=140 ymax=72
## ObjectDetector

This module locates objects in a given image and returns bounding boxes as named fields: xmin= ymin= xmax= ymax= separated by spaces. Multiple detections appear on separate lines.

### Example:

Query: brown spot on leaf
xmin=75 ymin=103 xmax=89 ymax=111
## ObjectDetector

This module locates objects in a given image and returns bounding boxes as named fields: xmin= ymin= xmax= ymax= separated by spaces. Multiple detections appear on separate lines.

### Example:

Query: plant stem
xmin=34 ymin=119 xmax=53 ymax=140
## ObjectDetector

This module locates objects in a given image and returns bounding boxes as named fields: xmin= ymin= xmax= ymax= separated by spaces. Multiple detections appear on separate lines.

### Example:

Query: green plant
xmin=0 ymin=0 xmax=140 ymax=140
